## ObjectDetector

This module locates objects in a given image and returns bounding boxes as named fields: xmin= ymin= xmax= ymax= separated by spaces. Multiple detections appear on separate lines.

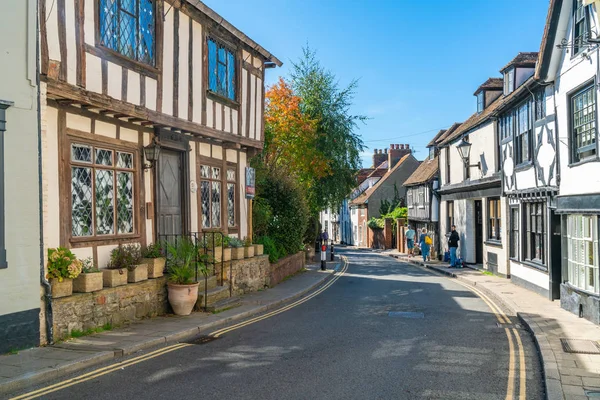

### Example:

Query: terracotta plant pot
xmin=143 ymin=258 xmax=166 ymax=278
xmin=51 ymin=278 xmax=73 ymax=298
xmin=244 ymin=246 xmax=255 ymax=258
xmin=167 ymin=283 xmax=199 ymax=316
xmin=103 ymin=268 xmax=127 ymax=287
xmin=73 ymin=272 xmax=103 ymax=293
xmin=254 ymin=244 xmax=264 ymax=256
xmin=127 ymin=263 xmax=148 ymax=283
xmin=231 ymin=247 xmax=245 ymax=260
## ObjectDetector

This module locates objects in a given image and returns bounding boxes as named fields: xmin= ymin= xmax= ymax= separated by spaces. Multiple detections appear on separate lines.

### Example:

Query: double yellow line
xmin=453 ymin=279 xmax=526 ymax=400
xmin=12 ymin=257 xmax=348 ymax=400
xmin=209 ymin=256 xmax=349 ymax=337
xmin=10 ymin=343 xmax=192 ymax=400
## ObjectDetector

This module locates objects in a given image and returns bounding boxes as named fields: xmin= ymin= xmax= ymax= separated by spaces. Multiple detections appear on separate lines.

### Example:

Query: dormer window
xmin=477 ymin=92 xmax=484 ymax=113
xmin=504 ymin=68 xmax=515 ymax=95
xmin=574 ymin=0 xmax=590 ymax=55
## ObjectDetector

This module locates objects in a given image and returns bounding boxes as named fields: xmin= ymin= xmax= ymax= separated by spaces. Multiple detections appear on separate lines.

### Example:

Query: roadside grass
xmin=211 ymin=306 xmax=237 ymax=315
xmin=62 ymin=322 xmax=114 ymax=342
xmin=481 ymin=270 xmax=495 ymax=277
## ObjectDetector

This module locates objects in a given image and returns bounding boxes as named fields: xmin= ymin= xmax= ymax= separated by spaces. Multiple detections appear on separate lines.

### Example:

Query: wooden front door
xmin=157 ymin=149 xmax=184 ymax=237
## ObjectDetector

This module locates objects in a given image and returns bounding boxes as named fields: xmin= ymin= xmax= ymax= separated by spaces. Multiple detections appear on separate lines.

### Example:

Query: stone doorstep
xmin=0 ymin=261 xmax=341 ymax=397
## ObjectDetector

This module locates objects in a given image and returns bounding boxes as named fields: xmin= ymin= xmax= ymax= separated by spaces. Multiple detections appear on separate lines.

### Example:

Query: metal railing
xmin=158 ymin=231 xmax=228 ymax=310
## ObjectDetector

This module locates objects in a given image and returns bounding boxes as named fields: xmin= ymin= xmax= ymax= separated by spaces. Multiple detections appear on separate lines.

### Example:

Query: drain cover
xmin=186 ymin=335 xmax=219 ymax=345
xmin=561 ymin=339 xmax=600 ymax=354
xmin=388 ymin=311 xmax=424 ymax=319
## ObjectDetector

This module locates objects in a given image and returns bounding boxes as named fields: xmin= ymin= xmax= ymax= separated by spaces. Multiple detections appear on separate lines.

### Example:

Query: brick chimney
xmin=388 ymin=144 xmax=411 ymax=169
xmin=373 ymin=148 xmax=387 ymax=168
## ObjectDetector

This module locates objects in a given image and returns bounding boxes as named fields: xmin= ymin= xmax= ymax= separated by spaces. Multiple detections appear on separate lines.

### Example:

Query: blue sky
xmin=204 ymin=0 xmax=550 ymax=167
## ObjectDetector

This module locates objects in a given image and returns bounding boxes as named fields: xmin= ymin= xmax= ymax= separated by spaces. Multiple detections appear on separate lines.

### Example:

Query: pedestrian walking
xmin=321 ymin=230 xmax=329 ymax=246
xmin=419 ymin=228 xmax=431 ymax=263
xmin=448 ymin=225 xmax=460 ymax=268
xmin=405 ymin=225 xmax=416 ymax=257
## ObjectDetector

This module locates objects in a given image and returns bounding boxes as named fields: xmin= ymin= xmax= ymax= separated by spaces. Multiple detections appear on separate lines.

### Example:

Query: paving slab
xmin=0 ymin=259 xmax=340 ymax=396
xmin=385 ymin=249 xmax=600 ymax=400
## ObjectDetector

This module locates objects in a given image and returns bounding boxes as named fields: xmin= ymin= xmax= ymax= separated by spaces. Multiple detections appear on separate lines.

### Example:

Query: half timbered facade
xmin=39 ymin=0 xmax=280 ymax=332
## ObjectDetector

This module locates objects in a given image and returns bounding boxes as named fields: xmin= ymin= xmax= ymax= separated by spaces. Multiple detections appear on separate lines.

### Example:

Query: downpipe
xmin=36 ymin=2 xmax=53 ymax=344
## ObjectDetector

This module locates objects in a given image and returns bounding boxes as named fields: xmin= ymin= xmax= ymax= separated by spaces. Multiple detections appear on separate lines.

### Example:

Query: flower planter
xmin=143 ymin=258 xmax=166 ymax=279
xmin=244 ymin=246 xmax=255 ymax=258
xmin=103 ymin=268 xmax=127 ymax=287
xmin=254 ymin=244 xmax=264 ymax=256
xmin=213 ymin=247 xmax=232 ymax=262
xmin=167 ymin=283 xmax=199 ymax=316
xmin=231 ymin=247 xmax=245 ymax=260
xmin=51 ymin=278 xmax=73 ymax=298
xmin=127 ymin=263 xmax=148 ymax=283
xmin=73 ymin=272 xmax=103 ymax=293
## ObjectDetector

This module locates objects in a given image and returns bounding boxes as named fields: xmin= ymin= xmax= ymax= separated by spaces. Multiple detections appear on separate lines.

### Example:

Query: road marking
xmin=513 ymin=327 xmax=527 ymax=400
xmin=10 ymin=343 xmax=191 ymax=400
xmin=505 ymin=327 xmax=516 ymax=400
xmin=210 ymin=256 xmax=349 ymax=337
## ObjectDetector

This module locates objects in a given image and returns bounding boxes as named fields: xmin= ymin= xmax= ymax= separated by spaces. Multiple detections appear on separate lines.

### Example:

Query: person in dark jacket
xmin=448 ymin=225 xmax=460 ymax=268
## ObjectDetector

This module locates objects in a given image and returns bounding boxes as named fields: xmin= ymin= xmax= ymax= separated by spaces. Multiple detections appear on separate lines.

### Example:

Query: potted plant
xmin=166 ymin=238 xmax=204 ymax=315
xmin=243 ymin=236 xmax=255 ymax=258
xmin=229 ymin=237 xmax=245 ymax=260
xmin=254 ymin=240 xmax=264 ymax=256
xmin=213 ymin=234 xmax=231 ymax=262
xmin=47 ymin=247 xmax=82 ymax=298
xmin=73 ymin=257 xmax=103 ymax=293
xmin=142 ymin=242 xmax=166 ymax=279
xmin=120 ymin=244 xmax=148 ymax=283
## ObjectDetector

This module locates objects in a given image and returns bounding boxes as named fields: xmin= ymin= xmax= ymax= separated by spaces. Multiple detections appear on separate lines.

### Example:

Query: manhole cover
xmin=561 ymin=339 xmax=600 ymax=354
xmin=186 ymin=335 xmax=219 ymax=345
xmin=388 ymin=311 xmax=424 ymax=319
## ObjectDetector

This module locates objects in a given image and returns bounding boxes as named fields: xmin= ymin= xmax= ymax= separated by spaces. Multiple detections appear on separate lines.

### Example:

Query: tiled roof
xmin=473 ymin=77 xmax=503 ymax=95
xmin=356 ymin=167 xmax=386 ymax=185
xmin=500 ymin=52 xmax=538 ymax=72
xmin=404 ymin=156 xmax=438 ymax=186
xmin=351 ymin=154 xmax=413 ymax=206
xmin=426 ymin=129 xmax=447 ymax=148
xmin=535 ymin=0 xmax=560 ymax=81
xmin=433 ymin=123 xmax=463 ymax=146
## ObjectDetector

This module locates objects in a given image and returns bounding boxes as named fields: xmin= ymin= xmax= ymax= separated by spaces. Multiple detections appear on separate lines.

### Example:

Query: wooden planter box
xmin=231 ymin=247 xmax=245 ymax=260
xmin=213 ymin=247 xmax=231 ymax=262
xmin=73 ymin=272 xmax=103 ymax=293
xmin=51 ymin=278 xmax=73 ymax=298
xmin=128 ymin=263 xmax=148 ymax=283
xmin=143 ymin=258 xmax=166 ymax=279
xmin=244 ymin=246 xmax=255 ymax=258
xmin=254 ymin=244 xmax=264 ymax=256
xmin=103 ymin=268 xmax=127 ymax=287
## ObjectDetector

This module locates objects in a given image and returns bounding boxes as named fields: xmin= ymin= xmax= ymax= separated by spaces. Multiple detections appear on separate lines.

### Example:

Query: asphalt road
xmin=17 ymin=248 xmax=544 ymax=399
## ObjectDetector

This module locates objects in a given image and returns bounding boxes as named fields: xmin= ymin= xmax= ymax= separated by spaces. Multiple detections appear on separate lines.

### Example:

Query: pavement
xmin=385 ymin=249 xmax=600 ymax=400
xmin=6 ymin=248 xmax=544 ymax=400
xmin=0 ymin=258 xmax=341 ymax=397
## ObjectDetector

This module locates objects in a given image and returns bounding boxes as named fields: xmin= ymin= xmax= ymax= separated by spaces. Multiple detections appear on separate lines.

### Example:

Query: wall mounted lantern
xmin=456 ymin=138 xmax=481 ymax=170
xmin=143 ymin=138 xmax=161 ymax=170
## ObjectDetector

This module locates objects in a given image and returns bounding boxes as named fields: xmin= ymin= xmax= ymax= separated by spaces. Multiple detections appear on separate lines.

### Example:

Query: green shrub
xmin=141 ymin=242 xmax=164 ymax=258
xmin=367 ymin=217 xmax=384 ymax=229
xmin=256 ymin=236 xmax=281 ymax=263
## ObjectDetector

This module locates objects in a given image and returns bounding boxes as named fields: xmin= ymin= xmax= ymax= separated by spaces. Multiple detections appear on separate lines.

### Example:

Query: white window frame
xmin=567 ymin=215 xmax=599 ymax=294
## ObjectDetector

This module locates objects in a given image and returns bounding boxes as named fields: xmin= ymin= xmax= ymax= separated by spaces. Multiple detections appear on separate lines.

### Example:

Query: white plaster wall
xmin=206 ymin=99 xmax=214 ymax=128
xmin=127 ymin=71 xmax=140 ymax=106
xmin=215 ymin=103 xmax=222 ymax=131
xmin=66 ymin=113 xmax=91 ymax=132
xmin=510 ymin=262 xmax=549 ymax=291
xmin=146 ymin=78 xmax=157 ymax=112
xmin=95 ymin=120 xmax=117 ymax=138
xmin=467 ymin=121 xmax=497 ymax=179
xmin=65 ymin=0 xmax=77 ymax=85
xmin=212 ymin=145 xmax=222 ymax=160
xmin=83 ymin=0 xmax=94 ymax=45
xmin=162 ymin=10 xmax=174 ymax=115
xmin=241 ymin=70 xmax=248 ymax=136
xmin=107 ymin=62 xmax=122 ymax=100
xmin=249 ymin=74 xmax=257 ymax=140
xmin=44 ymin=106 xmax=60 ymax=250
xmin=232 ymin=109 xmax=238 ymax=135
xmin=178 ymin=13 xmax=189 ymax=120
xmin=191 ymin=21 xmax=203 ymax=123
xmin=199 ymin=142 xmax=211 ymax=157
xmin=224 ymin=107 xmax=231 ymax=133
xmin=86 ymin=54 xmax=102 ymax=94
xmin=239 ymin=152 xmax=248 ymax=239
xmin=46 ymin=0 xmax=60 ymax=62
xmin=255 ymin=77 xmax=263 ymax=139
xmin=120 ymin=127 xmax=138 ymax=143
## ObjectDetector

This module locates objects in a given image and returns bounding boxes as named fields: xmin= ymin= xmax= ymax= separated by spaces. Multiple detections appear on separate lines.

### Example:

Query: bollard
xmin=315 ymin=239 xmax=320 ymax=253
xmin=321 ymin=244 xmax=327 ymax=270
xmin=330 ymin=243 xmax=335 ymax=261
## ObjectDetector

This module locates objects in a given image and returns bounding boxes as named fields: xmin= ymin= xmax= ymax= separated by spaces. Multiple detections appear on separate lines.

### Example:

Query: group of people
xmin=405 ymin=224 xmax=462 ymax=268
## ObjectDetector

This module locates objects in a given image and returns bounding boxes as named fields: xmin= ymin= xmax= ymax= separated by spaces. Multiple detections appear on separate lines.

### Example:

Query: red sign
xmin=321 ymin=245 xmax=327 ymax=252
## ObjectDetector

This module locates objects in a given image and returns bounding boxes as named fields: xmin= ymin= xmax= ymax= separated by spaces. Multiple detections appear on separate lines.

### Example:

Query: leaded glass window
xmin=227 ymin=168 xmax=236 ymax=227
xmin=71 ymin=143 xmax=135 ymax=238
xmin=99 ymin=0 xmax=155 ymax=65
xmin=207 ymin=37 xmax=236 ymax=100
xmin=571 ymin=83 xmax=596 ymax=162
xmin=199 ymin=165 xmax=222 ymax=228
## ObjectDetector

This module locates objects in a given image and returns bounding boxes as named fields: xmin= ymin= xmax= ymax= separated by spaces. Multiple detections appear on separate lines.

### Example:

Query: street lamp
xmin=456 ymin=138 xmax=481 ymax=170
xmin=143 ymin=138 xmax=161 ymax=170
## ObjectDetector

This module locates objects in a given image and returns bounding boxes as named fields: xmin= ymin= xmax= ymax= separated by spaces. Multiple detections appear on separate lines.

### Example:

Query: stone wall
xmin=229 ymin=255 xmax=271 ymax=295
xmin=270 ymin=252 xmax=305 ymax=287
xmin=52 ymin=277 xmax=168 ymax=340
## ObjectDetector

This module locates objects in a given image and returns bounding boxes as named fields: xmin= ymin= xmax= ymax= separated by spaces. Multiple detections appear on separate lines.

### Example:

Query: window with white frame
xmin=488 ymin=197 xmax=501 ymax=241
xmin=407 ymin=189 xmax=413 ymax=208
xmin=524 ymin=202 xmax=545 ymax=264
xmin=504 ymin=68 xmax=514 ymax=95
xmin=567 ymin=215 xmax=598 ymax=293
xmin=477 ymin=92 xmax=484 ymax=113
xmin=70 ymin=143 xmax=135 ymax=238
xmin=200 ymin=165 xmax=221 ymax=228
xmin=573 ymin=0 xmax=590 ymax=55
xmin=571 ymin=83 xmax=596 ymax=162
xmin=516 ymin=101 xmax=531 ymax=165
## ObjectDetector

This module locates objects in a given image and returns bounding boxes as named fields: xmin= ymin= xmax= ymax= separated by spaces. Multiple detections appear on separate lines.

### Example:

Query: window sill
xmin=70 ymin=234 xmax=141 ymax=248
xmin=484 ymin=240 xmax=502 ymax=248
xmin=86 ymin=44 xmax=159 ymax=79
xmin=207 ymin=91 xmax=240 ymax=110
xmin=568 ymin=156 xmax=599 ymax=168
xmin=514 ymin=161 xmax=533 ymax=172
xmin=520 ymin=259 xmax=548 ymax=273
xmin=563 ymin=282 xmax=600 ymax=297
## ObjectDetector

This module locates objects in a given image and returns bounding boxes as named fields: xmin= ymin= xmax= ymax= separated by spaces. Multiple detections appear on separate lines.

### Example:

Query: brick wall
xmin=270 ymin=252 xmax=305 ymax=286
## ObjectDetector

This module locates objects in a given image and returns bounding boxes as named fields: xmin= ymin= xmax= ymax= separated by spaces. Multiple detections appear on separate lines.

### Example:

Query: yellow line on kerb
xmin=10 ymin=343 xmax=191 ymax=400
xmin=505 ymin=327 xmax=516 ymax=400
xmin=210 ymin=256 xmax=349 ymax=337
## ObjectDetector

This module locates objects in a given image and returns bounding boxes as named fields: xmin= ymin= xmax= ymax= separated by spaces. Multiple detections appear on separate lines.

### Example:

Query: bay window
xmin=567 ymin=215 xmax=599 ymax=294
